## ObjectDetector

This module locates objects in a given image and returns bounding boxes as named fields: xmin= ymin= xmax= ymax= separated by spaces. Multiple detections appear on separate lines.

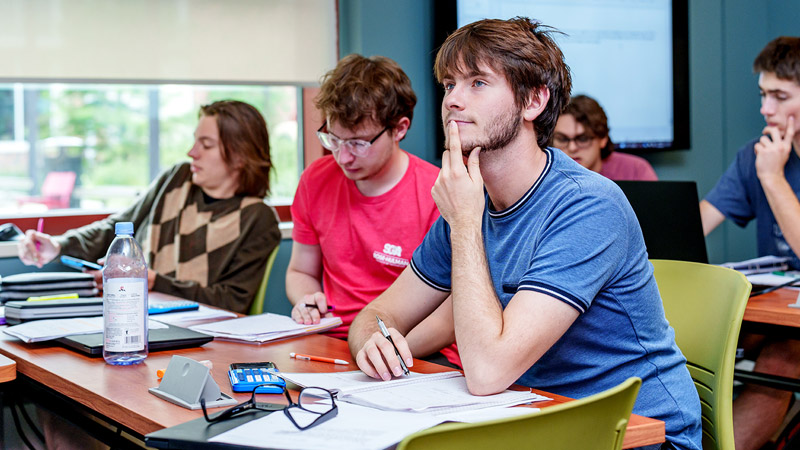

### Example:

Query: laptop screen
xmin=614 ymin=181 xmax=709 ymax=264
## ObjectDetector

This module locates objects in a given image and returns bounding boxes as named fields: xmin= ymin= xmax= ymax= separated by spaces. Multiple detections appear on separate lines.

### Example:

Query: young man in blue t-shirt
xmin=701 ymin=36 xmax=800 ymax=450
xmin=348 ymin=17 xmax=701 ymax=450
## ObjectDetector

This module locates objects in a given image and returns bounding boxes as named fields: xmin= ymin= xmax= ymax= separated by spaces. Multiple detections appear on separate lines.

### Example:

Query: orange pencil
xmin=290 ymin=352 xmax=349 ymax=365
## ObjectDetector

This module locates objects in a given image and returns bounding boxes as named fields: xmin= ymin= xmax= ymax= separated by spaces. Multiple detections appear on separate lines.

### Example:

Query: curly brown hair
xmin=753 ymin=36 xmax=800 ymax=85
xmin=434 ymin=17 xmax=572 ymax=149
xmin=561 ymin=95 xmax=614 ymax=159
xmin=199 ymin=100 xmax=271 ymax=197
xmin=315 ymin=54 xmax=417 ymax=132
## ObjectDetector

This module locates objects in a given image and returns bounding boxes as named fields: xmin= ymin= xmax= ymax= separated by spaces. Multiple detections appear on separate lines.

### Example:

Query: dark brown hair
xmin=200 ymin=100 xmax=271 ymax=197
xmin=315 ymin=54 xmax=417 ymax=132
xmin=434 ymin=17 xmax=572 ymax=148
xmin=753 ymin=37 xmax=800 ymax=85
xmin=561 ymin=95 xmax=614 ymax=159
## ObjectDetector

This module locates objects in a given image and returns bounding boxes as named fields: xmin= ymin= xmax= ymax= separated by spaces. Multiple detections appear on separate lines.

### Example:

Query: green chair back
xmin=652 ymin=259 xmax=751 ymax=450
xmin=397 ymin=377 xmax=641 ymax=450
xmin=248 ymin=244 xmax=280 ymax=315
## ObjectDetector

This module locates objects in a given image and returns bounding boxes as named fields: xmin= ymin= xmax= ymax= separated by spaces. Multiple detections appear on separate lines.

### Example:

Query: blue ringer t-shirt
xmin=411 ymin=147 xmax=701 ymax=450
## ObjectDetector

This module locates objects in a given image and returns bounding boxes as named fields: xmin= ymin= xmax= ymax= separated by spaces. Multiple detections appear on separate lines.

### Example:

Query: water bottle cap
xmin=115 ymin=222 xmax=134 ymax=235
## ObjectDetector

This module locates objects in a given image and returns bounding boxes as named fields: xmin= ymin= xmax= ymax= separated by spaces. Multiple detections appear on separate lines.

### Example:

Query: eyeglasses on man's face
xmin=316 ymin=123 xmax=390 ymax=157
xmin=201 ymin=382 xmax=337 ymax=431
xmin=552 ymin=133 xmax=595 ymax=149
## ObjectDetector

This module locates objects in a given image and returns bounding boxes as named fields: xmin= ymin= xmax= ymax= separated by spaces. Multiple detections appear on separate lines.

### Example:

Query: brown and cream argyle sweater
xmin=56 ymin=163 xmax=280 ymax=313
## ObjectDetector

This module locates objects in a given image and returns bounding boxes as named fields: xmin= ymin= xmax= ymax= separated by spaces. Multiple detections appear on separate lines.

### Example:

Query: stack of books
xmin=0 ymin=272 xmax=98 ymax=302
xmin=4 ymin=297 xmax=103 ymax=324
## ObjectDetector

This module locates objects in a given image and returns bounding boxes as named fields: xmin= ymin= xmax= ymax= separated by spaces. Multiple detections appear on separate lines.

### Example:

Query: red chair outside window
xmin=17 ymin=171 xmax=77 ymax=210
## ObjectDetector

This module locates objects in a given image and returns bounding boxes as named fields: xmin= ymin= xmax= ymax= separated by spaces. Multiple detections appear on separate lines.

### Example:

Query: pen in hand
xmin=35 ymin=218 xmax=44 ymax=252
xmin=376 ymin=315 xmax=410 ymax=376
xmin=305 ymin=303 xmax=336 ymax=311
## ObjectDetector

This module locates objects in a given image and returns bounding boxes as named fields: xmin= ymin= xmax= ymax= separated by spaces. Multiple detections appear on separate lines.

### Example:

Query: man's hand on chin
xmin=432 ymin=121 xmax=484 ymax=230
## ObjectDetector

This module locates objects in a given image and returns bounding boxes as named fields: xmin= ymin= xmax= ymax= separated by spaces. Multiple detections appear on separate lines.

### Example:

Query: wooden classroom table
xmin=735 ymin=287 xmax=800 ymax=392
xmin=743 ymin=287 xmax=800 ymax=328
xmin=0 ymin=292 xmax=664 ymax=449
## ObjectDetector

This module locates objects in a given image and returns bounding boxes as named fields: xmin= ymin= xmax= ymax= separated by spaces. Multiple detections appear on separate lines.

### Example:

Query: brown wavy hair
xmin=315 ymin=54 xmax=417 ymax=131
xmin=561 ymin=95 xmax=614 ymax=159
xmin=434 ymin=17 xmax=572 ymax=149
xmin=753 ymin=36 xmax=800 ymax=84
xmin=200 ymin=100 xmax=271 ymax=197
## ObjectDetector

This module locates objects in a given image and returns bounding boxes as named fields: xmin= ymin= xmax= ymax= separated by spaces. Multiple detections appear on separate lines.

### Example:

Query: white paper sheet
xmin=280 ymin=370 xmax=461 ymax=394
xmin=149 ymin=305 xmax=237 ymax=324
xmin=3 ymin=317 xmax=167 ymax=343
xmin=189 ymin=313 xmax=342 ymax=343
xmin=434 ymin=405 xmax=540 ymax=423
xmin=280 ymin=370 xmax=549 ymax=414
xmin=209 ymin=402 xmax=442 ymax=450
xmin=721 ymin=255 xmax=791 ymax=275
xmin=747 ymin=271 xmax=800 ymax=289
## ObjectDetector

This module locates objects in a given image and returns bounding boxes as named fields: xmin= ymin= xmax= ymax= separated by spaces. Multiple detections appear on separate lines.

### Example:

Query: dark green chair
xmin=248 ymin=244 xmax=280 ymax=315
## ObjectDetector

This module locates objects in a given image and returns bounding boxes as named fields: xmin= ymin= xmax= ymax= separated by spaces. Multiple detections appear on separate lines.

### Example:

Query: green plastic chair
xmin=652 ymin=259 xmax=751 ymax=450
xmin=248 ymin=244 xmax=280 ymax=315
xmin=397 ymin=377 xmax=641 ymax=450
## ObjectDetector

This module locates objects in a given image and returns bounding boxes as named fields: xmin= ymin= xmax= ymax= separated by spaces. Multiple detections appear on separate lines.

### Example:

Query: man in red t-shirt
xmin=287 ymin=54 xmax=460 ymax=367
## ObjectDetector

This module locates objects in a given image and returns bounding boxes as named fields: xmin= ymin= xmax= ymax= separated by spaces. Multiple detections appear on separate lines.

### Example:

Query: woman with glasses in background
xmin=552 ymin=95 xmax=658 ymax=181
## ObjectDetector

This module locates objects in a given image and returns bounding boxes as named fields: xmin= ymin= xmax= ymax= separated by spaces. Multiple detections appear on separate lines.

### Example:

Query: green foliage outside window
xmin=0 ymin=83 xmax=299 ymax=213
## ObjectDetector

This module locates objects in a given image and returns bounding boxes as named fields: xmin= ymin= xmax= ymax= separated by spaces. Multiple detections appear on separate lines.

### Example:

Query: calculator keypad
xmin=229 ymin=367 xmax=284 ymax=393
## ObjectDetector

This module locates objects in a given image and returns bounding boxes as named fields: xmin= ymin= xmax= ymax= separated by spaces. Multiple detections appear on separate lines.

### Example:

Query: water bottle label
xmin=104 ymin=278 xmax=146 ymax=352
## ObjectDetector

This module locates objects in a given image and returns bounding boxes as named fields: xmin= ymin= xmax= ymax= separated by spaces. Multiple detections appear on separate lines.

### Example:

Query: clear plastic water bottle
xmin=102 ymin=222 xmax=148 ymax=365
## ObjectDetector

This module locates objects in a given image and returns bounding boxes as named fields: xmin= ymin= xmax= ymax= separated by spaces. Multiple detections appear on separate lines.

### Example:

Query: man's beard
xmin=446 ymin=107 xmax=522 ymax=154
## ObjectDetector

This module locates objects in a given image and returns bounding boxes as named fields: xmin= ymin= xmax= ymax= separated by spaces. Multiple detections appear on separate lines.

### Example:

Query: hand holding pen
xmin=376 ymin=315 xmax=410 ymax=376
xmin=353 ymin=315 xmax=414 ymax=381
xmin=290 ymin=291 xmax=334 ymax=325
xmin=18 ymin=224 xmax=61 ymax=269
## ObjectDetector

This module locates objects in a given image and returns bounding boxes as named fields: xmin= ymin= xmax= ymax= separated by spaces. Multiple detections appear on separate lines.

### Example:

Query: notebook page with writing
xmin=280 ymin=370 xmax=460 ymax=395
xmin=280 ymin=370 xmax=548 ymax=414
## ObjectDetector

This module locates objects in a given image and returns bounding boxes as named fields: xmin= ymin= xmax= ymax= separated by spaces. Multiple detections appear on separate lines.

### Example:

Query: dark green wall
xmin=338 ymin=0 xmax=439 ymax=163
xmin=338 ymin=0 xmax=800 ymax=265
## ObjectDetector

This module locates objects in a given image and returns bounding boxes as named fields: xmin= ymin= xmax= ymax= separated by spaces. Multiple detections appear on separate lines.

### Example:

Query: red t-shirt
xmin=291 ymin=152 xmax=461 ymax=366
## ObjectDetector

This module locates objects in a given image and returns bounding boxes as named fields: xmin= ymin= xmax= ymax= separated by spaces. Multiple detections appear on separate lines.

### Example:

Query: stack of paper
xmin=721 ymin=255 xmax=791 ymax=275
xmin=209 ymin=375 xmax=546 ymax=450
xmin=4 ymin=317 xmax=168 ymax=343
xmin=149 ymin=305 xmax=237 ymax=324
xmin=747 ymin=271 xmax=800 ymax=288
xmin=188 ymin=313 xmax=342 ymax=343
xmin=280 ymin=370 xmax=549 ymax=414
xmin=211 ymin=402 xmax=443 ymax=450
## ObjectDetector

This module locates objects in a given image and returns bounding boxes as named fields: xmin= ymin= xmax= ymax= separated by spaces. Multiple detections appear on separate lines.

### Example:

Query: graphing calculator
xmin=228 ymin=362 xmax=285 ymax=394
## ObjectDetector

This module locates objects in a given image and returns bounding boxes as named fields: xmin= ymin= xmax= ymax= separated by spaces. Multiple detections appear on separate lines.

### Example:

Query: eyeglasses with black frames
xmin=316 ymin=123 xmax=389 ymax=158
xmin=552 ymin=133 xmax=595 ymax=149
xmin=201 ymin=382 xmax=337 ymax=431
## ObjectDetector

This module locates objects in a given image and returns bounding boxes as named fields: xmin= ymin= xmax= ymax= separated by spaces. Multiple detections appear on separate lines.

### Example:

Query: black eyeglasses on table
xmin=201 ymin=382 xmax=338 ymax=430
